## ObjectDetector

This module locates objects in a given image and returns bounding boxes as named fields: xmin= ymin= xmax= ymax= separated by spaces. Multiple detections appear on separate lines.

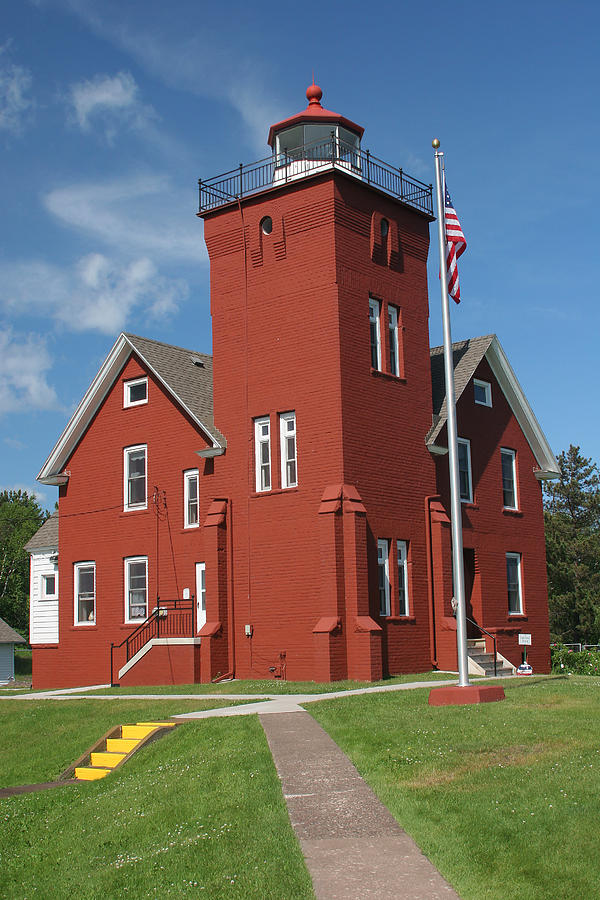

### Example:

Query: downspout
xmin=227 ymin=496 xmax=235 ymax=677
xmin=425 ymin=494 xmax=439 ymax=668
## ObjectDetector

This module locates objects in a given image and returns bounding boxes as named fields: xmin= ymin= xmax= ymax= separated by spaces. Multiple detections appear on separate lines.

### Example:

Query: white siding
xmin=29 ymin=550 xmax=59 ymax=644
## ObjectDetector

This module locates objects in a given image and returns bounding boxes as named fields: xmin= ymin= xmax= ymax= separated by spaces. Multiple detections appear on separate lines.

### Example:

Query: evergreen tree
xmin=0 ymin=490 xmax=48 ymax=636
xmin=544 ymin=446 xmax=600 ymax=643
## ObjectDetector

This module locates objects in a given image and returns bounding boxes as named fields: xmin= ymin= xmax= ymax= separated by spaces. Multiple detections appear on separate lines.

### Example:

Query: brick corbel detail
xmin=199 ymin=499 xmax=229 ymax=682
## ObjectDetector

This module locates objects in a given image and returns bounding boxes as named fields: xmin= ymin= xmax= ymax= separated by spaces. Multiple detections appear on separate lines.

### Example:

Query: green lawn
xmin=308 ymin=676 xmax=600 ymax=900
xmin=0 ymin=714 xmax=314 ymax=899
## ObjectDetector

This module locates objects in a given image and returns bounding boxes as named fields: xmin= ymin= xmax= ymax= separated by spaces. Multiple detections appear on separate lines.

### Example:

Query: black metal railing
xmin=110 ymin=597 xmax=195 ymax=686
xmin=198 ymin=135 xmax=433 ymax=216
xmin=466 ymin=617 xmax=498 ymax=677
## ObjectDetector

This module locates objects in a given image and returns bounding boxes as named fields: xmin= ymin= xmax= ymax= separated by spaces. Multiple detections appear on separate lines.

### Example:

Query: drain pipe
xmin=227 ymin=496 xmax=236 ymax=678
xmin=425 ymin=495 xmax=438 ymax=668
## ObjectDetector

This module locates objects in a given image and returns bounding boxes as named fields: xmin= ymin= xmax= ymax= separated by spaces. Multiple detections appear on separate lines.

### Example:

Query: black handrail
xmin=465 ymin=617 xmax=498 ymax=678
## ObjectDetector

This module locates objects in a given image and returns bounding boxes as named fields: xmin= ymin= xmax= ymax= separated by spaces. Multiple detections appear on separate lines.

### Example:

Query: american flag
xmin=444 ymin=186 xmax=466 ymax=303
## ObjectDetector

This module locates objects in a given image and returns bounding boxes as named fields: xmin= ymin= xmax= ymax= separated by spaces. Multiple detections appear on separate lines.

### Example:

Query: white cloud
xmin=0 ymin=43 xmax=34 ymax=134
xmin=67 ymin=70 xmax=157 ymax=142
xmin=0 ymin=253 xmax=188 ymax=335
xmin=0 ymin=328 xmax=60 ymax=416
xmin=44 ymin=173 xmax=205 ymax=263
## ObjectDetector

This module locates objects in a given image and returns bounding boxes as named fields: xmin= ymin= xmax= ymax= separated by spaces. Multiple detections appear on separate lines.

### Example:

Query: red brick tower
xmin=198 ymin=85 xmax=437 ymax=681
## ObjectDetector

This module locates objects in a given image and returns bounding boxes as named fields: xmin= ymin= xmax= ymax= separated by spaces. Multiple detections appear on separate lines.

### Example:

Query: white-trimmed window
xmin=506 ymin=552 xmax=523 ymax=614
xmin=42 ymin=573 xmax=57 ymax=599
xmin=196 ymin=562 xmax=206 ymax=632
xmin=457 ymin=438 xmax=473 ymax=503
xmin=124 ymin=377 xmax=148 ymax=408
xmin=280 ymin=411 xmax=298 ymax=489
xmin=397 ymin=540 xmax=409 ymax=616
xmin=377 ymin=539 xmax=391 ymax=616
xmin=184 ymin=469 xmax=199 ymax=527
xmin=388 ymin=305 xmax=400 ymax=376
xmin=474 ymin=379 xmax=492 ymax=407
xmin=254 ymin=417 xmax=271 ymax=492
xmin=501 ymin=448 xmax=518 ymax=509
xmin=124 ymin=445 xmax=147 ymax=510
xmin=125 ymin=556 xmax=148 ymax=622
xmin=74 ymin=562 xmax=95 ymax=625
xmin=369 ymin=298 xmax=381 ymax=370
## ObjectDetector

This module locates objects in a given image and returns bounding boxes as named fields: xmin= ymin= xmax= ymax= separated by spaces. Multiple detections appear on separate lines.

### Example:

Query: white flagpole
xmin=432 ymin=140 xmax=470 ymax=688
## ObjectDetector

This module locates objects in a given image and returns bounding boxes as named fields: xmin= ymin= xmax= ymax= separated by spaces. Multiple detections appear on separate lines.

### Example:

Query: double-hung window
xmin=397 ymin=540 xmax=409 ymax=616
xmin=280 ymin=411 xmax=298 ymax=489
xmin=125 ymin=556 xmax=148 ymax=622
xmin=369 ymin=298 xmax=381 ymax=370
xmin=501 ymin=448 xmax=518 ymax=509
xmin=388 ymin=305 xmax=400 ymax=376
xmin=124 ymin=445 xmax=147 ymax=510
xmin=457 ymin=438 xmax=473 ymax=503
xmin=506 ymin=552 xmax=523 ymax=614
xmin=184 ymin=469 xmax=199 ymax=527
xmin=74 ymin=562 xmax=95 ymax=625
xmin=254 ymin=417 xmax=271 ymax=492
xmin=377 ymin=539 xmax=391 ymax=616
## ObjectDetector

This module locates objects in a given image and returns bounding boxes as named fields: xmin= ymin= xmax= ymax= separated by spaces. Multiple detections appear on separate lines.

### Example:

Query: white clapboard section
xmin=29 ymin=550 xmax=59 ymax=644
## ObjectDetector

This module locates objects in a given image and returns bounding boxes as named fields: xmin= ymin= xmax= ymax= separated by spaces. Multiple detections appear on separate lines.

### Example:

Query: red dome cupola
xmin=267 ymin=83 xmax=364 ymax=158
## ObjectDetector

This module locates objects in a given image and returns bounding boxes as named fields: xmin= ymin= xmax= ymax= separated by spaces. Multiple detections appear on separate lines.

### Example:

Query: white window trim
xmin=501 ymin=448 xmax=518 ymax=510
xmin=369 ymin=297 xmax=382 ymax=371
xmin=41 ymin=572 xmax=58 ymax=599
xmin=397 ymin=540 xmax=409 ymax=616
xmin=124 ymin=444 xmax=147 ymax=511
xmin=279 ymin=411 xmax=298 ymax=489
xmin=388 ymin=305 xmax=400 ymax=377
xmin=457 ymin=437 xmax=473 ymax=503
xmin=124 ymin=556 xmax=148 ymax=624
xmin=474 ymin=378 xmax=492 ymax=407
xmin=124 ymin=376 xmax=148 ymax=408
xmin=506 ymin=552 xmax=523 ymax=614
xmin=184 ymin=469 xmax=200 ymax=528
xmin=254 ymin=416 xmax=271 ymax=493
xmin=74 ymin=562 xmax=95 ymax=626
xmin=196 ymin=561 xmax=206 ymax=632
xmin=378 ymin=539 xmax=391 ymax=617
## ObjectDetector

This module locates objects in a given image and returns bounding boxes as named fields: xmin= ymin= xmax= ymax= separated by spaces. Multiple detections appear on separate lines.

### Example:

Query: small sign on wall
xmin=518 ymin=633 xmax=532 ymax=646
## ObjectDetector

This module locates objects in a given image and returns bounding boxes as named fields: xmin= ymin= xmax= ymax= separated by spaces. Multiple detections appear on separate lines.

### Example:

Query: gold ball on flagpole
xmin=432 ymin=138 xmax=440 ymax=149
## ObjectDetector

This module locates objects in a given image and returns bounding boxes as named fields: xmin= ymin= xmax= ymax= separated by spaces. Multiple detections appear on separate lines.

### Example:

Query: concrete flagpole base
xmin=428 ymin=684 xmax=506 ymax=706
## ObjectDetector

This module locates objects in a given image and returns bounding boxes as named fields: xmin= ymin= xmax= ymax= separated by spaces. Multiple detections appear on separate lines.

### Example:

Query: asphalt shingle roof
xmin=24 ymin=512 xmax=59 ymax=552
xmin=0 ymin=616 xmax=25 ymax=644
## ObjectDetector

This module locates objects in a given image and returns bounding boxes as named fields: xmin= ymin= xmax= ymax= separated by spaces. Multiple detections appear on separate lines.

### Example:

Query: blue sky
xmin=1 ymin=0 xmax=598 ymax=511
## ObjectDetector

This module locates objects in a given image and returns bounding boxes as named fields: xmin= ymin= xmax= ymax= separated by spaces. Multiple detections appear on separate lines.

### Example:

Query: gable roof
xmin=37 ymin=334 xmax=226 ymax=485
xmin=24 ymin=512 xmax=59 ymax=553
xmin=428 ymin=334 xmax=560 ymax=480
xmin=0 ymin=616 xmax=25 ymax=645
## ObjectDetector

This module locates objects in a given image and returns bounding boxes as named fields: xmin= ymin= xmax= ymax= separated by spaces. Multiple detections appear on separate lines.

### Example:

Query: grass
xmin=0 ymin=714 xmax=314 ymax=899
xmin=0 ymin=698 xmax=252 ymax=788
xmin=65 ymin=670 xmax=453 ymax=695
xmin=308 ymin=675 xmax=600 ymax=900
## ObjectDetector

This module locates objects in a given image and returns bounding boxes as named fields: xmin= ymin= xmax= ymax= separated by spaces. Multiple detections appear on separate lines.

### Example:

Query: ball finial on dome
xmin=306 ymin=82 xmax=323 ymax=106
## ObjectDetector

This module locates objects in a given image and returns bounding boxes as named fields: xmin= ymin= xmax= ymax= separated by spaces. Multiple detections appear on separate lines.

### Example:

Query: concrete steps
xmin=71 ymin=721 xmax=176 ymax=781
xmin=467 ymin=640 xmax=515 ymax=677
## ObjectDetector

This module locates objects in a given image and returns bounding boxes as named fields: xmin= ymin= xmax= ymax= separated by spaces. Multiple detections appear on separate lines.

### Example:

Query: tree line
xmin=1 ymin=446 xmax=599 ymax=643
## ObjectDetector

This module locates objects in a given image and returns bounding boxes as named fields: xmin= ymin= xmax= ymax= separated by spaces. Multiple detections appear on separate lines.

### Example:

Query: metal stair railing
xmin=465 ymin=617 xmax=498 ymax=677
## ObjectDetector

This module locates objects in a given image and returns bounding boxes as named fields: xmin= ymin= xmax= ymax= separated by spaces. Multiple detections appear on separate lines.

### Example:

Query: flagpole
xmin=432 ymin=140 xmax=470 ymax=688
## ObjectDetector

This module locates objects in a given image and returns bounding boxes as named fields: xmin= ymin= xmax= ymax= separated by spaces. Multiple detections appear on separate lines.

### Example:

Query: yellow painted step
xmin=121 ymin=724 xmax=158 ymax=740
xmin=75 ymin=767 xmax=111 ymax=781
xmin=135 ymin=722 xmax=175 ymax=728
xmin=90 ymin=751 xmax=127 ymax=768
xmin=106 ymin=738 xmax=140 ymax=753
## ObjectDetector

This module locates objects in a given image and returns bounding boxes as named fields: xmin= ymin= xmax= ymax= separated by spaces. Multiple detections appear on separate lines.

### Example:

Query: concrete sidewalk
xmin=261 ymin=711 xmax=460 ymax=900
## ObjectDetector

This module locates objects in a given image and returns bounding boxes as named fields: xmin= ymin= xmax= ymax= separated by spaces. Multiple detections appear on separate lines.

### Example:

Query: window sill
xmin=71 ymin=624 xmax=97 ymax=630
xmin=508 ymin=614 xmax=527 ymax=620
xmin=370 ymin=368 xmax=406 ymax=383
xmin=183 ymin=524 xmax=200 ymax=532
xmin=502 ymin=508 xmax=523 ymax=517
xmin=461 ymin=501 xmax=478 ymax=509
xmin=251 ymin=487 xmax=300 ymax=498
xmin=120 ymin=507 xmax=149 ymax=516
xmin=382 ymin=615 xmax=416 ymax=624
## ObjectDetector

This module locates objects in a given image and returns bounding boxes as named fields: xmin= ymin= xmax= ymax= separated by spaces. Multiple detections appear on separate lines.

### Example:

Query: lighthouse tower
xmin=198 ymin=85 xmax=437 ymax=682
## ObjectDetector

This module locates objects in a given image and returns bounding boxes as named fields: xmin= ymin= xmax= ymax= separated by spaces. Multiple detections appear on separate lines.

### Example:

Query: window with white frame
xmin=184 ymin=469 xmax=199 ymax=527
xmin=457 ymin=438 xmax=473 ymax=503
xmin=125 ymin=556 xmax=148 ymax=622
xmin=42 ymin=573 xmax=57 ymax=599
xmin=369 ymin=298 xmax=381 ymax=370
xmin=124 ymin=377 xmax=148 ymax=408
xmin=254 ymin=417 xmax=271 ymax=492
xmin=74 ymin=562 xmax=95 ymax=625
xmin=196 ymin=561 xmax=206 ymax=632
xmin=397 ymin=540 xmax=409 ymax=616
xmin=280 ymin=411 xmax=298 ymax=489
xmin=377 ymin=539 xmax=391 ymax=616
xmin=388 ymin=305 xmax=400 ymax=376
xmin=501 ymin=448 xmax=518 ymax=509
xmin=506 ymin=552 xmax=523 ymax=614
xmin=124 ymin=445 xmax=147 ymax=510
xmin=474 ymin=379 xmax=492 ymax=407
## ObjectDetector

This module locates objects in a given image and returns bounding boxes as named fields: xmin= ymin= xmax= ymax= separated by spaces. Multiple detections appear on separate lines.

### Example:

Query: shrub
xmin=551 ymin=643 xmax=600 ymax=675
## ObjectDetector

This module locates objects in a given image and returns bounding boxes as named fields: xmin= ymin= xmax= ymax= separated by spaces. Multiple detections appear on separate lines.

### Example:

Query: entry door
xmin=195 ymin=562 xmax=206 ymax=633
